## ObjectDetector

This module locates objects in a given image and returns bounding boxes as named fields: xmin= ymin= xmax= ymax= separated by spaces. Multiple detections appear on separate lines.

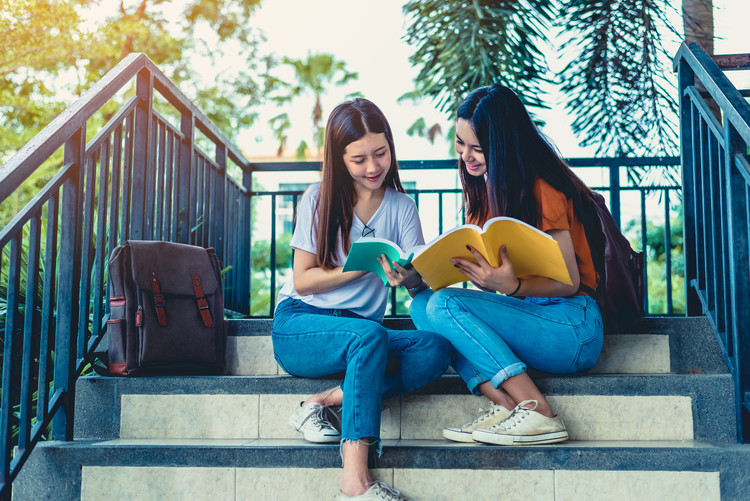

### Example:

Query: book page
xmin=411 ymin=227 xmax=489 ymax=290
xmin=481 ymin=217 xmax=572 ymax=285
xmin=411 ymin=217 xmax=572 ymax=290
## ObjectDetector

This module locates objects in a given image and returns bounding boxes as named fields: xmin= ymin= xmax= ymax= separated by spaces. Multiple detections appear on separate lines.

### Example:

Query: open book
xmin=342 ymin=238 xmax=414 ymax=286
xmin=343 ymin=216 xmax=572 ymax=290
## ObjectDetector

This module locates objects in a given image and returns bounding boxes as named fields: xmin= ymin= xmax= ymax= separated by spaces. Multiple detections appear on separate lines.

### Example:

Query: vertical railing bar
xmin=438 ymin=192 xmax=444 ymax=234
xmin=698 ymin=119 xmax=709 ymax=297
xmin=713 ymin=132 xmax=728 ymax=335
xmin=19 ymin=215 xmax=41 ymax=453
xmin=664 ymin=189 xmax=673 ymax=315
xmin=640 ymin=188 xmax=649 ymax=315
xmin=143 ymin=115 xmax=157 ymax=240
xmin=120 ymin=112 xmax=134 ymax=243
xmin=110 ymin=124 xmax=122 ymax=256
xmin=610 ymin=163 xmax=622 ymax=229
xmin=36 ymin=193 xmax=58 ymax=424
xmin=76 ymin=150 xmax=97 ymax=361
xmin=214 ymin=144 xmax=227 ymax=262
xmin=189 ymin=154 xmax=199 ymax=246
xmin=0 ymin=236 xmax=22 ymax=484
xmin=707 ymin=130 xmax=725 ymax=332
xmin=207 ymin=160 xmax=215 ymax=248
xmin=90 ymin=137 xmax=111 ymax=347
xmin=177 ymin=113 xmax=193 ymax=244
xmin=718 ymin=137 xmax=732 ymax=341
xmin=155 ymin=120 xmax=166 ymax=241
xmin=225 ymin=186 xmax=236 ymax=310
xmin=163 ymin=130 xmax=174 ymax=240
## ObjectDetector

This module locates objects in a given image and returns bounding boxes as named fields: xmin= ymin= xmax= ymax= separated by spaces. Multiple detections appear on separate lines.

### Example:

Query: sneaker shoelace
xmin=467 ymin=404 xmax=506 ymax=427
xmin=301 ymin=404 xmax=338 ymax=432
xmin=492 ymin=399 xmax=538 ymax=432
xmin=367 ymin=480 xmax=406 ymax=500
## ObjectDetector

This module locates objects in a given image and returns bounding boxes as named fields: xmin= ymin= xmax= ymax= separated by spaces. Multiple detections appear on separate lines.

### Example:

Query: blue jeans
xmin=409 ymin=288 xmax=603 ymax=395
xmin=272 ymin=298 xmax=451 ymax=442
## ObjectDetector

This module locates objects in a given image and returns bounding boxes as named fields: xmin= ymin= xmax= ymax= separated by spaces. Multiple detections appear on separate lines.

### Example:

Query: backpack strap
xmin=192 ymin=273 xmax=213 ymax=328
xmin=149 ymin=269 xmax=167 ymax=326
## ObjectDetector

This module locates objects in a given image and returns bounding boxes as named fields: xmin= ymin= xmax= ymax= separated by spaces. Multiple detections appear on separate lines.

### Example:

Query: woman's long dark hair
xmin=315 ymin=98 xmax=405 ymax=269
xmin=458 ymin=84 xmax=593 ymax=227
xmin=457 ymin=85 xmax=605 ymax=285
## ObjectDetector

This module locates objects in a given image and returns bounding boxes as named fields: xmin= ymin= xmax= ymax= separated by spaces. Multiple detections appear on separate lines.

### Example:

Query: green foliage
xmin=0 ymin=0 xmax=268 ymax=215
xmin=401 ymin=0 xmax=680 ymax=161
xmin=251 ymin=233 xmax=293 ymax=271
xmin=625 ymin=203 xmax=685 ymax=314
xmin=402 ymin=0 xmax=554 ymax=117
xmin=560 ymin=0 xmax=679 ymax=160
xmin=267 ymin=53 xmax=359 ymax=157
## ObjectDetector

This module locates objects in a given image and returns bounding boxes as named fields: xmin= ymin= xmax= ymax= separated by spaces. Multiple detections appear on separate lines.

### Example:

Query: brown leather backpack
xmin=106 ymin=240 xmax=227 ymax=375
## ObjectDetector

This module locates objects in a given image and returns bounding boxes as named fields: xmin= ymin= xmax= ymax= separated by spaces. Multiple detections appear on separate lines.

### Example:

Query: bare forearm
xmin=293 ymin=266 xmax=365 ymax=296
xmin=505 ymin=275 xmax=579 ymax=298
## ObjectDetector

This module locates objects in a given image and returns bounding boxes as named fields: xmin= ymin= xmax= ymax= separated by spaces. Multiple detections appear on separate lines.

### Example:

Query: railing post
xmin=678 ymin=58 xmax=702 ymax=316
xmin=50 ymin=128 xmax=84 ymax=441
xmin=176 ymin=112 xmax=194 ymax=244
xmin=241 ymin=170 xmax=253 ymax=315
xmin=609 ymin=162 xmax=621 ymax=229
xmin=129 ymin=68 xmax=153 ymax=240
xmin=724 ymin=121 xmax=750 ymax=442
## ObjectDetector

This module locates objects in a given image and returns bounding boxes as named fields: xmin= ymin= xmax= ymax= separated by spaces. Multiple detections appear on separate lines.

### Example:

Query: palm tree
xmin=403 ymin=0 xmax=716 ymax=165
xmin=269 ymin=53 xmax=358 ymax=158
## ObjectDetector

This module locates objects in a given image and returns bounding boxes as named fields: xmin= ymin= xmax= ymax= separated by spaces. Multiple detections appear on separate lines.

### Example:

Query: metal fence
xmin=248 ymin=156 xmax=681 ymax=318
xmin=675 ymin=41 xmax=750 ymax=442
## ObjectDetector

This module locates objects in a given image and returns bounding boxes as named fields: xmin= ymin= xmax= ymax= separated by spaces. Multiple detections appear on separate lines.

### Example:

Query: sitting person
xmin=272 ymin=98 xmax=451 ymax=500
xmin=409 ymin=84 xmax=605 ymax=445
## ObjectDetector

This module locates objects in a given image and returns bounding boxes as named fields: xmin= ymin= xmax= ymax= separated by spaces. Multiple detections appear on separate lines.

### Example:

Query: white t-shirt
xmin=276 ymin=182 xmax=424 ymax=321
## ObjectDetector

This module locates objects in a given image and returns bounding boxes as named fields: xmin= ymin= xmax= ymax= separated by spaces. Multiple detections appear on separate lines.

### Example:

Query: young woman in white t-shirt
xmin=272 ymin=98 xmax=451 ymax=501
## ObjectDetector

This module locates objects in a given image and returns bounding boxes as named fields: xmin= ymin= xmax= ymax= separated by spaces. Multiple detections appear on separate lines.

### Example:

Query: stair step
xmin=74 ymin=373 xmax=737 ymax=443
xmin=16 ymin=438 xmax=750 ymax=500
xmin=225 ymin=316 xmax=727 ymax=376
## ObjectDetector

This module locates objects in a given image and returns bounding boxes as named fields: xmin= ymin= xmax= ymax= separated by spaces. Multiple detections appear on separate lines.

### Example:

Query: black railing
xmin=675 ymin=41 xmax=750 ymax=442
xmin=249 ymin=157 xmax=681 ymax=318
xmin=0 ymin=53 xmax=253 ymax=498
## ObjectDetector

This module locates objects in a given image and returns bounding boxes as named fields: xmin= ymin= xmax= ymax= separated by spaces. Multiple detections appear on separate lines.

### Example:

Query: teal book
xmin=342 ymin=238 xmax=415 ymax=286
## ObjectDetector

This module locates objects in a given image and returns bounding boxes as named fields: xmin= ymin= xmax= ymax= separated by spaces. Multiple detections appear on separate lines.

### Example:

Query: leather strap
xmin=150 ymin=269 xmax=168 ymax=326
xmin=192 ymin=273 xmax=213 ymax=328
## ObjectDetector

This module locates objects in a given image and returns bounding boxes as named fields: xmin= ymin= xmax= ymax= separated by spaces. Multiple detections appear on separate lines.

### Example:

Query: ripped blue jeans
xmin=409 ymin=288 xmax=603 ymax=395
xmin=272 ymin=298 xmax=451 ymax=442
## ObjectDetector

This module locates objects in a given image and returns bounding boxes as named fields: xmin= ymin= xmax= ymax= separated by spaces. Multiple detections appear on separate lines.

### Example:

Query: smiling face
xmin=455 ymin=118 xmax=486 ymax=177
xmin=342 ymin=132 xmax=392 ymax=195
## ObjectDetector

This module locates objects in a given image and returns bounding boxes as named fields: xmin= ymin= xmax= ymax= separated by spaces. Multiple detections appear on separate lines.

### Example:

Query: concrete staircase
xmin=14 ymin=317 xmax=750 ymax=500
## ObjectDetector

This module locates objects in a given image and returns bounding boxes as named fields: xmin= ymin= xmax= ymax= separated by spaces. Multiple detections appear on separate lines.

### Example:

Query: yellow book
xmin=410 ymin=216 xmax=572 ymax=290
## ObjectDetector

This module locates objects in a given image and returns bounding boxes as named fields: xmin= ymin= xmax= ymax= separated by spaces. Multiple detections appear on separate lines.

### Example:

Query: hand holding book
xmin=343 ymin=216 xmax=572 ymax=290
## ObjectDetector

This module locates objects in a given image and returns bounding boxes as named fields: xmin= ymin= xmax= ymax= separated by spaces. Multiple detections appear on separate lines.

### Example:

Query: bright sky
xmin=243 ymin=0 xmax=750 ymax=161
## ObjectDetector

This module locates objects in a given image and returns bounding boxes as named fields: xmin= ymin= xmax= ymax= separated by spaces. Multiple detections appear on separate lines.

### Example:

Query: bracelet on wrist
xmin=507 ymin=277 xmax=523 ymax=297
xmin=408 ymin=282 xmax=426 ymax=294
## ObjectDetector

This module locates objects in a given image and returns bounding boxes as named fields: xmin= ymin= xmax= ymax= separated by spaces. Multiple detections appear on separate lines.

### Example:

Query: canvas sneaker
xmin=443 ymin=403 xmax=512 ymax=442
xmin=471 ymin=399 xmax=568 ymax=445
xmin=333 ymin=480 xmax=409 ymax=500
xmin=289 ymin=402 xmax=341 ymax=443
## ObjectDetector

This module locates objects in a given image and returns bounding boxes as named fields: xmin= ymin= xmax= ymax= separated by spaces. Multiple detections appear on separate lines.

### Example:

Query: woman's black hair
xmin=457 ymin=84 xmax=592 ymax=226
xmin=457 ymin=84 xmax=605 ymax=283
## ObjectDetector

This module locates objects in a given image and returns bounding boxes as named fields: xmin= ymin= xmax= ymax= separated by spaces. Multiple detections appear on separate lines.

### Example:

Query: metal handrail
xmin=675 ymin=41 xmax=750 ymax=442
xmin=0 ymin=53 xmax=253 ymax=498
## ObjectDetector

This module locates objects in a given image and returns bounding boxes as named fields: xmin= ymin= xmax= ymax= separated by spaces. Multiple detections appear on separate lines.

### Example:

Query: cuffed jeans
xmin=272 ymin=298 xmax=451 ymax=442
xmin=409 ymin=288 xmax=603 ymax=395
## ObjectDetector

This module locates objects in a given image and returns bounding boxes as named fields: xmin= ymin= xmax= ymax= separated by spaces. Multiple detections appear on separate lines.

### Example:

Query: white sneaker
xmin=471 ymin=399 xmax=568 ymax=445
xmin=443 ymin=403 xmax=512 ymax=442
xmin=333 ymin=480 xmax=409 ymax=500
xmin=289 ymin=402 xmax=341 ymax=443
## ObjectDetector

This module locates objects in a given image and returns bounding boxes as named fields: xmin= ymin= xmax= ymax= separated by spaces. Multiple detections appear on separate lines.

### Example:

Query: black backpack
xmin=580 ymin=192 xmax=645 ymax=332
xmin=104 ymin=240 xmax=228 ymax=375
